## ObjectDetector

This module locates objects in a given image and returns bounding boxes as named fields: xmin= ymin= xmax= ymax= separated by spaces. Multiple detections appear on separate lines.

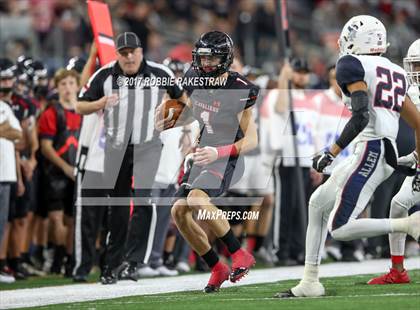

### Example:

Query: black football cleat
xmin=100 ymin=268 xmax=117 ymax=285
xmin=119 ymin=262 xmax=139 ymax=281
xmin=229 ymin=267 xmax=249 ymax=283
xmin=274 ymin=289 xmax=297 ymax=298
xmin=275 ymin=281 xmax=325 ymax=298
xmin=73 ymin=274 xmax=88 ymax=283
xmin=204 ymin=284 xmax=220 ymax=293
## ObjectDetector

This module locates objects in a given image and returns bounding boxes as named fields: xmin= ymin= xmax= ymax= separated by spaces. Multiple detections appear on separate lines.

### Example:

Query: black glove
xmin=412 ymin=165 xmax=420 ymax=192
xmin=312 ymin=151 xmax=335 ymax=173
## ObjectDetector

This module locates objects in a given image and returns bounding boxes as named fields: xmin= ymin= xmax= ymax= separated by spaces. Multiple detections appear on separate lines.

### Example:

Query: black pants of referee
xmin=73 ymin=172 xmax=107 ymax=278
xmin=124 ymin=142 xmax=162 ymax=267
xmin=274 ymin=165 xmax=311 ymax=263
xmin=73 ymin=142 xmax=162 ymax=276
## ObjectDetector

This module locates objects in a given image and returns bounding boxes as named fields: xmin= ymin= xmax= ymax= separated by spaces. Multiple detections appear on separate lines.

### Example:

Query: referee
xmin=75 ymin=32 xmax=186 ymax=284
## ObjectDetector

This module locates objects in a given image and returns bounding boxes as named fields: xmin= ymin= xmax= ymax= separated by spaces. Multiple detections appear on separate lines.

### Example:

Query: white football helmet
xmin=404 ymin=39 xmax=420 ymax=86
xmin=338 ymin=15 xmax=388 ymax=56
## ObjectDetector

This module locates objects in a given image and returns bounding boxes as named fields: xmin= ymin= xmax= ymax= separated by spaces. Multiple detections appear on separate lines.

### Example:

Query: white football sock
xmin=389 ymin=198 xmax=409 ymax=256
xmin=302 ymin=263 xmax=319 ymax=283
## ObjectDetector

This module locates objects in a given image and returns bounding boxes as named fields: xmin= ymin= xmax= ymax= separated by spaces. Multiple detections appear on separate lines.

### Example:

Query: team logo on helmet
xmin=338 ymin=15 xmax=388 ymax=56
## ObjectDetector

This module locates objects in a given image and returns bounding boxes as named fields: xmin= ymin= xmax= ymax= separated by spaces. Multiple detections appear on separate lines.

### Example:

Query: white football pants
xmin=305 ymin=139 xmax=398 ymax=265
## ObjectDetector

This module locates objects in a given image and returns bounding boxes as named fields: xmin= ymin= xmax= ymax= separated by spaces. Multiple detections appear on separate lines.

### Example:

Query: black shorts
xmin=174 ymin=156 xmax=244 ymax=201
xmin=8 ymin=181 xmax=31 ymax=221
xmin=46 ymin=182 xmax=75 ymax=217
xmin=34 ymin=172 xmax=48 ymax=218
xmin=29 ymin=167 xmax=40 ymax=213
xmin=34 ymin=157 xmax=48 ymax=218
xmin=218 ymin=191 xmax=251 ymax=226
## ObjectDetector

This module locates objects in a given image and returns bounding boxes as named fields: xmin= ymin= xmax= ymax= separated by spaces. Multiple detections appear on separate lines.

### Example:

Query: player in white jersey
xmin=276 ymin=15 xmax=420 ymax=298
xmin=368 ymin=38 xmax=420 ymax=285
xmin=313 ymin=65 xmax=353 ymax=175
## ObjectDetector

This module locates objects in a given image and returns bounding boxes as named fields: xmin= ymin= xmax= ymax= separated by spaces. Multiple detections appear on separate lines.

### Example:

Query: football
xmin=161 ymin=99 xmax=185 ymax=122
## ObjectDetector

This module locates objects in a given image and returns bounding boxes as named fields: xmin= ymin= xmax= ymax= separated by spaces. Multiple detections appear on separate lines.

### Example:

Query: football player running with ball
xmin=277 ymin=16 xmax=420 ymax=298
xmin=155 ymin=31 xmax=259 ymax=293
xmin=368 ymin=38 xmax=420 ymax=285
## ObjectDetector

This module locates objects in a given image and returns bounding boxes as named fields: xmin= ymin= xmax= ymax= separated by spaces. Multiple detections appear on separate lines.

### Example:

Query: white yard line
xmin=1 ymin=258 xmax=419 ymax=309
xmin=72 ymin=292 xmax=420 ymax=306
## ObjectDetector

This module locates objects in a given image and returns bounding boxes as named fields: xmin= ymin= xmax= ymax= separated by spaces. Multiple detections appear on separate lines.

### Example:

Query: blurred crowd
xmin=0 ymin=0 xmax=419 ymax=284
xmin=1 ymin=0 xmax=419 ymax=78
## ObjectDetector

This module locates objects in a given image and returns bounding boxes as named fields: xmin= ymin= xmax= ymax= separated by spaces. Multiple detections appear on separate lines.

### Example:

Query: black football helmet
xmin=30 ymin=60 xmax=48 ymax=81
xmin=14 ymin=68 xmax=32 ymax=96
xmin=16 ymin=55 xmax=34 ymax=78
xmin=0 ymin=58 xmax=16 ymax=79
xmin=0 ymin=58 xmax=16 ymax=93
xmin=66 ymin=57 xmax=87 ymax=74
xmin=192 ymin=31 xmax=234 ymax=77
xmin=30 ymin=60 xmax=49 ymax=98
xmin=15 ymin=56 xmax=34 ymax=95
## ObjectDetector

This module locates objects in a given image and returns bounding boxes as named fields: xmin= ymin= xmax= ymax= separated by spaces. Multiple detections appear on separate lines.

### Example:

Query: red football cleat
xmin=204 ymin=262 xmax=230 ymax=293
xmin=368 ymin=268 xmax=411 ymax=285
xmin=230 ymin=248 xmax=255 ymax=283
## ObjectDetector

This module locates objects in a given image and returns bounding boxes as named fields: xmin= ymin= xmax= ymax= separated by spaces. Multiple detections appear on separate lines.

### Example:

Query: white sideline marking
xmin=1 ymin=258 xmax=419 ymax=309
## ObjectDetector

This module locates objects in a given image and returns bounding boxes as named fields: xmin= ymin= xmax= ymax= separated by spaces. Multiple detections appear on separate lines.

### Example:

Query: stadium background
xmin=1 ymin=0 xmax=419 ymax=81
xmin=1 ymin=0 xmax=420 ymax=309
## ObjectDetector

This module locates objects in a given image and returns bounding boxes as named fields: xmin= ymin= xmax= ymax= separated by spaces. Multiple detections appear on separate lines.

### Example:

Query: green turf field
xmin=24 ymin=270 xmax=420 ymax=310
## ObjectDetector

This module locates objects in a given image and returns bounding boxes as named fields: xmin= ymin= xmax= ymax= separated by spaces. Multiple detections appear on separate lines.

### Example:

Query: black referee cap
xmin=116 ymin=32 xmax=142 ymax=51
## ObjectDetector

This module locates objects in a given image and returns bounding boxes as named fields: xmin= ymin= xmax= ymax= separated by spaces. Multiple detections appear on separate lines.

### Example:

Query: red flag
xmin=87 ymin=1 xmax=117 ymax=65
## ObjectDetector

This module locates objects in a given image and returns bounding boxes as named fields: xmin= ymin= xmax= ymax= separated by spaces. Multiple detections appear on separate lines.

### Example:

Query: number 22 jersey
xmin=336 ymin=54 xmax=408 ymax=143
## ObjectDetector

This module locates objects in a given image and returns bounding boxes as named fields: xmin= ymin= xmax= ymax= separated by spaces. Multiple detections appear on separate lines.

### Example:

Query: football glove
xmin=412 ymin=165 xmax=420 ymax=192
xmin=312 ymin=151 xmax=335 ymax=173
xmin=397 ymin=151 xmax=418 ymax=167
xmin=183 ymin=152 xmax=194 ymax=173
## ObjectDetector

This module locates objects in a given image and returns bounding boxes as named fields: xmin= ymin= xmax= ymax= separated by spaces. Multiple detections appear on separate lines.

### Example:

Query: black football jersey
xmin=184 ymin=68 xmax=259 ymax=148
xmin=11 ymin=93 xmax=33 ymax=122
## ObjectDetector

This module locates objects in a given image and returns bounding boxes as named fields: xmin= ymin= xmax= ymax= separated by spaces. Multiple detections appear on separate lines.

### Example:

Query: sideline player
xmin=368 ymin=38 xmax=420 ymax=285
xmin=156 ymin=31 xmax=258 ymax=293
xmin=277 ymin=16 xmax=420 ymax=298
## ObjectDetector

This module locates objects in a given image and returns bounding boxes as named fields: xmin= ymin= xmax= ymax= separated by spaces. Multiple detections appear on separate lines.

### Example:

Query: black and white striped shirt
xmin=78 ymin=59 xmax=183 ymax=147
